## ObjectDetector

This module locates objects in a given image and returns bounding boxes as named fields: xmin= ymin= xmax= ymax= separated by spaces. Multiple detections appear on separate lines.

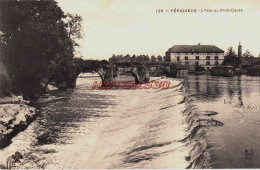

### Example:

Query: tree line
xmin=0 ymin=0 xmax=85 ymax=100
xmin=223 ymin=46 xmax=256 ymax=68
xmin=109 ymin=54 xmax=171 ymax=63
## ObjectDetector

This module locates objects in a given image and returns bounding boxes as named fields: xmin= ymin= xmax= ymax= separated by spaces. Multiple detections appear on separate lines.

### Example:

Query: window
xmin=206 ymin=56 xmax=210 ymax=60
xmin=215 ymin=61 xmax=219 ymax=65
xmin=215 ymin=56 xmax=218 ymax=60
xmin=196 ymin=62 xmax=199 ymax=66
xmin=177 ymin=56 xmax=180 ymax=61
xmin=206 ymin=61 xmax=210 ymax=65
xmin=185 ymin=62 xmax=189 ymax=66
xmin=185 ymin=56 xmax=188 ymax=60
xmin=196 ymin=56 xmax=200 ymax=60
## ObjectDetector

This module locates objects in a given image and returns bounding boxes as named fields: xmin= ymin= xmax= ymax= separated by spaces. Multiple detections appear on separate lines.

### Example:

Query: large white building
xmin=165 ymin=44 xmax=225 ymax=70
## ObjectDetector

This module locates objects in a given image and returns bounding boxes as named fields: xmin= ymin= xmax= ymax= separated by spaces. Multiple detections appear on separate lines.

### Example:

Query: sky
xmin=58 ymin=0 xmax=260 ymax=60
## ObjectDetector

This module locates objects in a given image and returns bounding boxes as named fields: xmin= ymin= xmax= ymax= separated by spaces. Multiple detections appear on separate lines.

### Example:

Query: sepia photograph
xmin=0 ymin=0 xmax=260 ymax=169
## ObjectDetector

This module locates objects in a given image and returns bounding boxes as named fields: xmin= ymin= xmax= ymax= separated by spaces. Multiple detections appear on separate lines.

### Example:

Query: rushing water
xmin=1 ymin=74 xmax=259 ymax=168
xmin=0 ymin=75 xmax=190 ymax=169
xmin=183 ymin=75 xmax=260 ymax=168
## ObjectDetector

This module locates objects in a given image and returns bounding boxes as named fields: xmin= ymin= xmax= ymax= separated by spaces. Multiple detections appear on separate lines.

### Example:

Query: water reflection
xmin=183 ymin=75 xmax=260 ymax=107
xmin=183 ymin=75 xmax=260 ymax=168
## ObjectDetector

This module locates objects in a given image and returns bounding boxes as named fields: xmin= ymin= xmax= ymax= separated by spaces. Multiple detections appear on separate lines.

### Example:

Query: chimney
xmin=198 ymin=43 xmax=200 ymax=45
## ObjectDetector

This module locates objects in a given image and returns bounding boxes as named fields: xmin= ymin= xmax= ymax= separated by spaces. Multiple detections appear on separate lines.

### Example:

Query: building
xmin=165 ymin=44 xmax=225 ymax=71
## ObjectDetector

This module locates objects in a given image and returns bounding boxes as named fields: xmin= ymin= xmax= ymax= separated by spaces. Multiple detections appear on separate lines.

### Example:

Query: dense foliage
xmin=222 ymin=47 xmax=239 ymax=67
xmin=108 ymin=54 xmax=169 ymax=63
xmin=0 ymin=0 xmax=83 ymax=100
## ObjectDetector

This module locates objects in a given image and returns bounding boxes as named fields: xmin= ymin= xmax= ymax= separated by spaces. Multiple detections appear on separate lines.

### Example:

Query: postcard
xmin=0 ymin=0 xmax=260 ymax=169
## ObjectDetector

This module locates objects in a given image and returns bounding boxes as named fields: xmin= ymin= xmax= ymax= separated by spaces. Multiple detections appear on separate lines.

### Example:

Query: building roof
xmin=166 ymin=44 xmax=224 ymax=53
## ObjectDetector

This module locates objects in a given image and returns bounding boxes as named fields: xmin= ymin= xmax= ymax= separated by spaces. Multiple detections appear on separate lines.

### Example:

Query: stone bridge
xmin=69 ymin=61 xmax=186 ymax=88
xmin=94 ymin=63 xmax=150 ymax=85
xmin=91 ymin=62 xmax=185 ymax=86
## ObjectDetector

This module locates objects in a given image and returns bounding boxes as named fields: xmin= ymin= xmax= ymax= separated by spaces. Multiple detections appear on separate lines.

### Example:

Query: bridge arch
xmin=126 ymin=71 xmax=139 ymax=83
xmin=76 ymin=70 xmax=104 ymax=86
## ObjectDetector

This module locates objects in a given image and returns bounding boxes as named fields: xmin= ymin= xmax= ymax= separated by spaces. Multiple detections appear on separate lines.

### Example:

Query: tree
xmin=135 ymin=55 xmax=140 ymax=62
xmin=0 ymin=0 xmax=80 ymax=100
xmin=118 ymin=54 xmax=123 ymax=62
xmin=157 ymin=55 xmax=163 ymax=62
xmin=243 ymin=50 xmax=254 ymax=58
xmin=131 ymin=55 xmax=136 ymax=62
xmin=222 ymin=47 xmax=239 ymax=67
xmin=163 ymin=55 xmax=170 ymax=62
xmin=124 ymin=54 xmax=131 ymax=62
xmin=151 ymin=55 xmax=156 ymax=62
xmin=143 ymin=55 xmax=150 ymax=62
xmin=109 ymin=54 xmax=117 ymax=63
xmin=64 ymin=13 xmax=83 ymax=50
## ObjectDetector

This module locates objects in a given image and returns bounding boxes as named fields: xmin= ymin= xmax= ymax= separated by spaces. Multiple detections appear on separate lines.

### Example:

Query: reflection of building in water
xmin=165 ymin=44 xmax=224 ymax=71
xmin=237 ymin=76 xmax=244 ymax=107
xmin=184 ymin=75 xmax=247 ymax=105
xmin=184 ymin=75 xmax=223 ymax=101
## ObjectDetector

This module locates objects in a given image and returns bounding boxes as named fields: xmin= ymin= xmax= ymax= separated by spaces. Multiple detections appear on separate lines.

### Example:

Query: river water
xmin=183 ymin=75 xmax=260 ymax=168
xmin=0 ymin=75 xmax=190 ymax=168
xmin=0 ymin=74 xmax=260 ymax=168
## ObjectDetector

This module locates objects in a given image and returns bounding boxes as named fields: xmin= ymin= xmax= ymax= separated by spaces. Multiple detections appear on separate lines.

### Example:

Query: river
xmin=0 ymin=75 xmax=189 ymax=168
xmin=0 ymin=74 xmax=260 ymax=168
xmin=183 ymin=75 xmax=260 ymax=168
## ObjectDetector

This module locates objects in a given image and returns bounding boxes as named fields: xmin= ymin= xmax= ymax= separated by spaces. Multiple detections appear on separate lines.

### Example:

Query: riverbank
xmin=0 ymin=95 xmax=37 ymax=149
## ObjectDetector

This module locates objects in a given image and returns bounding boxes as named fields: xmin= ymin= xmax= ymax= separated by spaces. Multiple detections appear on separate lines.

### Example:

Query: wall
xmin=169 ymin=52 xmax=224 ymax=70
